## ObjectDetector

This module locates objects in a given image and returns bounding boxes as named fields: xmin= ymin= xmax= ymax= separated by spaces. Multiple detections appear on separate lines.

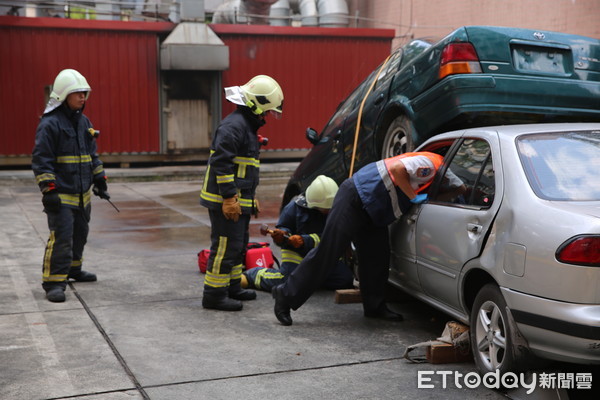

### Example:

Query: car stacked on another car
xmin=282 ymin=24 xmax=600 ymax=375
xmin=283 ymin=25 xmax=600 ymax=206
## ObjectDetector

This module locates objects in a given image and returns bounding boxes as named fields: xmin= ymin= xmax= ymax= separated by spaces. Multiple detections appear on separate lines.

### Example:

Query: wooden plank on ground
xmin=335 ymin=288 xmax=362 ymax=304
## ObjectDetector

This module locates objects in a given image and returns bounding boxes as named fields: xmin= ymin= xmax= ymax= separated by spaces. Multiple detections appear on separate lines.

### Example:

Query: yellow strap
xmin=349 ymin=54 xmax=392 ymax=178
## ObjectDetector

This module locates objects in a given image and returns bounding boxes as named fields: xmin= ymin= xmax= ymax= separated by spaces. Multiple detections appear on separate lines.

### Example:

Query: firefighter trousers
xmin=203 ymin=209 xmax=250 ymax=296
xmin=244 ymin=257 xmax=353 ymax=292
xmin=42 ymin=205 xmax=90 ymax=291
xmin=280 ymin=178 xmax=390 ymax=313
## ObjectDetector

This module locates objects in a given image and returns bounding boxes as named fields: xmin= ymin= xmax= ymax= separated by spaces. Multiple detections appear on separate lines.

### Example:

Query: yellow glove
xmin=288 ymin=235 xmax=304 ymax=248
xmin=253 ymin=198 xmax=260 ymax=217
xmin=222 ymin=195 xmax=242 ymax=222
xmin=271 ymin=229 xmax=288 ymax=245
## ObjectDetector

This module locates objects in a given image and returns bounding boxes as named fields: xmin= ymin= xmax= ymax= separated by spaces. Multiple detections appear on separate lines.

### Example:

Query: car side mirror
xmin=305 ymin=127 xmax=319 ymax=145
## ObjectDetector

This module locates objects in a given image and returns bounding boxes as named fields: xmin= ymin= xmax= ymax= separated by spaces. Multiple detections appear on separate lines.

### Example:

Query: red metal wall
xmin=211 ymin=24 xmax=394 ymax=151
xmin=0 ymin=16 xmax=173 ymax=157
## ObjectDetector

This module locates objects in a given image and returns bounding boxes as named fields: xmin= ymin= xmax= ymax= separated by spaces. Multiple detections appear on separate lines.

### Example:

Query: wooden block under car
xmin=426 ymin=343 xmax=473 ymax=364
xmin=334 ymin=289 xmax=362 ymax=304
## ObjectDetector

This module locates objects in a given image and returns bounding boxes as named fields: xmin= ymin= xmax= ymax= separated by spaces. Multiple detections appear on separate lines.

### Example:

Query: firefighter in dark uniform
xmin=200 ymin=75 xmax=284 ymax=311
xmin=243 ymin=175 xmax=354 ymax=292
xmin=272 ymin=152 xmax=466 ymax=325
xmin=32 ymin=69 xmax=108 ymax=303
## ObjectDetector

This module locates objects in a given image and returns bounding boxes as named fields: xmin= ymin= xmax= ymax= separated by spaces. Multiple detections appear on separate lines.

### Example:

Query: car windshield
xmin=517 ymin=130 xmax=600 ymax=201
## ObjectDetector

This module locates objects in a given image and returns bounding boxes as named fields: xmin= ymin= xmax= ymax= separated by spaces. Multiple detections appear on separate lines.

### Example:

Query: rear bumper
xmin=501 ymin=287 xmax=600 ymax=364
xmin=411 ymin=74 xmax=600 ymax=136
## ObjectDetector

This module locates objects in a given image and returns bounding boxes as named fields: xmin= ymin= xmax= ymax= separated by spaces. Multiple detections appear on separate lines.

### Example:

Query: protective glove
xmin=253 ymin=198 xmax=260 ymax=218
xmin=93 ymin=176 xmax=110 ymax=200
xmin=410 ymin=193 xmax=428 ymax=204
xmin=42 ymin=190 xmax=61 ymax=213
xmin=222 ymin=195 xmax=242 ymax=222
xmin=288 ymin=235 xmax=304 ymax=248
xmin=271 ymin=229 xmax=288 ymax=245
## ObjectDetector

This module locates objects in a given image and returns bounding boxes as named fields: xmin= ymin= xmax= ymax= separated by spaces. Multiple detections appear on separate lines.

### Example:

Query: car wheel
xmin=470 ymin=283 xmax=517 ymax=375
xmin=380 ymin=115 xmax=415 ymax=159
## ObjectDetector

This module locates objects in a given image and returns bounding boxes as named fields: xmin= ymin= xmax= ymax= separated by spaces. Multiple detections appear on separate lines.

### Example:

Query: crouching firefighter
xmin=243 ymin=175 xmax=354 ymax=292
xmin=32 ymin=69 xmax=109 ymax=303
xmin=200 ymin=75 xmax=284 ymax=311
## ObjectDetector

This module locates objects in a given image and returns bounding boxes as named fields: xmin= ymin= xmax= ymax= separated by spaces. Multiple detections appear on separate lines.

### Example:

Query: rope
xmin=348 ymin=54 xmax=393 ymax=178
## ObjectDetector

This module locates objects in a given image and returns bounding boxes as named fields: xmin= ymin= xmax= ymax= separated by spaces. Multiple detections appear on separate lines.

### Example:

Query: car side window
xmin=434 ymin=139 xmax=495 ymax=208
xmin=374 ymin=50 xmax=402 ymax=89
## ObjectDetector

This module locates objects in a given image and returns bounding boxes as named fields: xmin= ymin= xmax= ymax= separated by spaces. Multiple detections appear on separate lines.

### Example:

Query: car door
xmin=414 ymin=132 xmax=503 ymax=311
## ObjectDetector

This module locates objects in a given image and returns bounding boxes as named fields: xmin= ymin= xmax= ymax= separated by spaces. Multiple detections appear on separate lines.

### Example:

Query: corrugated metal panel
xmin=0 ymin=16 xmax=173 ymax=157
xmin=211 ymin=24 xmax=395 ymax=150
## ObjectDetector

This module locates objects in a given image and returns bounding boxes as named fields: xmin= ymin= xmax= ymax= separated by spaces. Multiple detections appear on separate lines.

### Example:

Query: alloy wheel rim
xmin=474 ymin=300 xmax=507 ymax=371
xmin=384 ymin=129 xmax=407 ymax=158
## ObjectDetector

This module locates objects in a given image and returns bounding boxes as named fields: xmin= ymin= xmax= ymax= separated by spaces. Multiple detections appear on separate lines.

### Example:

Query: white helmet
xmin=240 ymin=75 xmax=284 ymax=116
xmin=44 ymin=69 xmax=91 ymax=114
xmin=306 ymin=175 xmax=338 ymax=210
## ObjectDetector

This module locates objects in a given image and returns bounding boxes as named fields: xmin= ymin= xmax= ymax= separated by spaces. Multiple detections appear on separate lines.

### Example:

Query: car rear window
xmin=517 ymin=130 xmax=600 ymax=200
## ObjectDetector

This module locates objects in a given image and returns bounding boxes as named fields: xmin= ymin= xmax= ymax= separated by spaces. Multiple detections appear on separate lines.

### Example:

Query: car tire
xmin=470 ymin=283 xmax=518 ymax=375
xmin=380 ymin=115 xmax=415 ymax=159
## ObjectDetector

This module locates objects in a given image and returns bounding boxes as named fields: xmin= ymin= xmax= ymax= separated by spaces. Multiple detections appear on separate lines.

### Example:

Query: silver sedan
xmin=388 ymin=123 xmax=600 ymax=374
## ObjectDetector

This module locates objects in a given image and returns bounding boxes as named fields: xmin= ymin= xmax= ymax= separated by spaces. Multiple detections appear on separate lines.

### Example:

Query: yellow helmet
xmin=306 ymin=175 xmax=338 ymax=210
xmin=44 ymin=69 xmax=91 ymax=114
xmin=240 ymin=75 xmax=284 ymax=116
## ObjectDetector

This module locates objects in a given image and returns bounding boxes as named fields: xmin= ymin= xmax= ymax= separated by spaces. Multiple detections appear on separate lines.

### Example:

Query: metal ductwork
xmin=316 ymin=0 xmax=349 ymax=28
xmin=270 ymin=0 xmax=349 ymax=27
xmin=160 ymin=22 xmax=229 ymax=70
xmin=269 ymin=0 xmax=291 ymax=26
xmin=213 ymin=0 xmax=279 ymax=24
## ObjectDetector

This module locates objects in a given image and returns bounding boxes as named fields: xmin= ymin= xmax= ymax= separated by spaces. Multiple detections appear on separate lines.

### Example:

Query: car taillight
xmin=439 ymin=42 xmax=483 ymax=79
xmin=556 ymin=235 xmax=600 ymax=267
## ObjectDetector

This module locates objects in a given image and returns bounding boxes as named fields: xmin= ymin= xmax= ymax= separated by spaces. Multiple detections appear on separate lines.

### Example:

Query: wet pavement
xmin=0 ymin=165 xmax=593 ymax=399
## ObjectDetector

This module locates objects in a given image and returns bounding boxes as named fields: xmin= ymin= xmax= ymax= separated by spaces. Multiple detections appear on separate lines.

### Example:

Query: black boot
xmin=364 ymin=304 xmax=404 ymax=321
xmin=229 ymin=282 xmax=256 ymax=301
xmin=272 ymin=284 xmax=292 ymax=326
xmin=202 ymin=292 xmax=243 ymax=311
xmin=68 ymin=269 xmax=97 ymax=282
xmin=46 ymin=286 xmax=66 ymax=303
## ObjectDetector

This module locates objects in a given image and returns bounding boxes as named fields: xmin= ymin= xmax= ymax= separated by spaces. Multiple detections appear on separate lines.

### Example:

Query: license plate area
xmin=511 ymin=44 xmax=572 ymax=76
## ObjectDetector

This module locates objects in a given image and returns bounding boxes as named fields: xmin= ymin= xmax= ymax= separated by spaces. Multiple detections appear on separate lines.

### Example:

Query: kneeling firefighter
xmin=200 ymin=75 xmax=284 ymax=311
xmin=243 ymin=175 xmax=354 ymax=292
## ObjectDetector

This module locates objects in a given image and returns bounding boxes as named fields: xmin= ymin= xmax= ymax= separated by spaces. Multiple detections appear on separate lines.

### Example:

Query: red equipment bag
xmin=245 ymin=242 xmax=275 ymax=270
xmin=198 ymin=249 xmax=210 ymax=273
xmin=198 ymin=242 xmax=277 ymax=273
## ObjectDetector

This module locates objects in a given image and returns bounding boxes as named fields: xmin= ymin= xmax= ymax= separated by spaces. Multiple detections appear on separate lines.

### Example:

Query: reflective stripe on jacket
xmin=31 ymin=105 xmax=105 ymax=208
xmin=200 ymin=108 xmax=264 ymax=213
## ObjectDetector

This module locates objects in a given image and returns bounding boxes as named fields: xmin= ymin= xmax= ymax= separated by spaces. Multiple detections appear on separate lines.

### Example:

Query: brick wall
xmin=348 ymin=0 xmax=600 ymax=49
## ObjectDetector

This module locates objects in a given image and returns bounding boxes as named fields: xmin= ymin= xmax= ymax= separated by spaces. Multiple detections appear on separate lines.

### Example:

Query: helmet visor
xmin=267 ymin=110 xmax=282 ymax=120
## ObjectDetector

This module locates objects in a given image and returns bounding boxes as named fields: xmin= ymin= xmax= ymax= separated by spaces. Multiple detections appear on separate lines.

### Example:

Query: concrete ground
xmin=0 ymin=164 xmax=593 ymax=400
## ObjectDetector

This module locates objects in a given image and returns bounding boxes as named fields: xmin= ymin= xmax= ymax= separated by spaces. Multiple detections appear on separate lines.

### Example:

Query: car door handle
xmin=467 ymin=223 xmax=483 ymax=233
xmin=374 ymin=94 xmax=384 ymax=105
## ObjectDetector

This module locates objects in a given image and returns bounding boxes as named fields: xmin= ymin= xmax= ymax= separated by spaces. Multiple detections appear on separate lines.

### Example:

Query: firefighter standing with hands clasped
xmin=32 ymin=69 xmax=109 ymax=303
xmin=271 ymin=152 xmax=466 ymax=325
xmin=200 ymin=75 xmax=284 ymax=312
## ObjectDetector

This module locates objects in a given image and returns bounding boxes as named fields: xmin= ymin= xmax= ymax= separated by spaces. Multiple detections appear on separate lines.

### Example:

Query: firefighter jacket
xmin=32 ymin=104 xmax=105 ymax=208
xmin=276 ymin=195 xmax=325 ymax=266
xmin=353 ymin=152 xmax=443 ymax=227
xmin=200 ymin=107 xmax=265 ymax=213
